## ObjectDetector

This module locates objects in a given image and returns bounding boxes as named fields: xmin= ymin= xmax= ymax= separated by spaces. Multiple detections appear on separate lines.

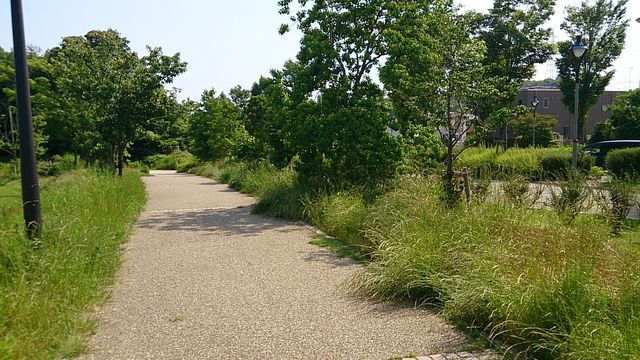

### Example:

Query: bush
xmin=606 ymin=148 xmax=640 ymax=179
xmin=145 ymin=151 xmax=196 ymax=170
xmin=539 ymin=152 xmax=594 ymax=180
xmin=549 ymin=173 xmax=591 ymax=224
xmin=595 ymin=179 xmax=639 ymax=234
xmin=510 ymin=112 xmax=558 ymax=148
xmin=190 ymin=160 xmax=306 ymax=220
xmin=127 ymin=161 xmax=150 ymax=174
xmin=0 ymin=162 xmax=18 ymax=185
xmin=291 ymin=92 xmax=403 ymax=189
xmin=37 ymin=154 xmax=79 ymax=177
xmin=304 ymin=192 xmax=370 ymax=250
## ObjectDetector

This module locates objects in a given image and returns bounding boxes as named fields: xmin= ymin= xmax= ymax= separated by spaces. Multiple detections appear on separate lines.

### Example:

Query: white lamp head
xmin=531 ymin=96 xmax=540 ymax=108
xmin=571 ymin=35 xmax=588 ymax=58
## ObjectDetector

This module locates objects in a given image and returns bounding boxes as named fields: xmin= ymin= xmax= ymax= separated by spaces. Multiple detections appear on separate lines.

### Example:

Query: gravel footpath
xmin=80 ymin=170 xmax=481 ymax=359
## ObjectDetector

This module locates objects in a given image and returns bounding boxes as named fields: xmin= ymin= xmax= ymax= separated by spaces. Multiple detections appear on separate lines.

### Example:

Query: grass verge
xmin=0 ymin=169 xmax=146 ymax=359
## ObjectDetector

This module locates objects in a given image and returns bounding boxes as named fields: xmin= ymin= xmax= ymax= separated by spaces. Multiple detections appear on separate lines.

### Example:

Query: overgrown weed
xmin=0 ymin=169 xmax=145 ymax=358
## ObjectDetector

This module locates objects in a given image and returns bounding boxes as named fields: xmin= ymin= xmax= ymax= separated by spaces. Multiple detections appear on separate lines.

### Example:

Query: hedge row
xmin=606 ymin=148 xmax=640 ymax=179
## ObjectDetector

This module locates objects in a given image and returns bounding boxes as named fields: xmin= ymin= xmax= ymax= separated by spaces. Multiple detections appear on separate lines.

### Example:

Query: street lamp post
xmin=11 ymin=0 xmax=42 ymax=238
xmin=531 ymin=95 xmax=539 ymax=147
xmin=571 ymin=35 xmax=588 ymax=170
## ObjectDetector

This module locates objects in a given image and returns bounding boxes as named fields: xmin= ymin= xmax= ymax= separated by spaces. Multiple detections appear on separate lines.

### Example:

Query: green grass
xmin=0 ymin=162 xmax=19 ymax=186
xmin=192 ymin=159 xmax=640 ymax=359
xmin=192 ymin=160 xmax=307 ymax=220
xmin=353 ymin=178 xmax=639 ymax=359
xmin=459 ymin=147 xmax=592 ymax=180
xmin=0 ymin=169 xmax=146 ymax=359
xmin=309 ymin=236 xmax=368 ymax=263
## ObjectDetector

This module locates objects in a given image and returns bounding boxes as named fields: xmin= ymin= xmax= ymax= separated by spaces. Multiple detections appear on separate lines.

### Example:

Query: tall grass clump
xmin=0 ymin=162 xmax=19 ymax=185
xmin=353 ymin=177 xmax=640 ymax=359
xmin=191 ymin=160 xmax=307 ymax=220
xmin=459 ymin=147 xmax=593 ymax=180
xmin=303 ymin=192 xmax=370 ymax=250
xmin=0 ymin=169 xmax=145 ymax=359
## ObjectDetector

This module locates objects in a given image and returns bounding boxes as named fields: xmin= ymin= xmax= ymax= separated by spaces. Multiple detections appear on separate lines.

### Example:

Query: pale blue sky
xmin=1 ymin=0 xmax=639 ymax=101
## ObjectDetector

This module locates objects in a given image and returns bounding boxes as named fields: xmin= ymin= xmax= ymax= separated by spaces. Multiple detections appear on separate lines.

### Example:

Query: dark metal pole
xmin=572 ymin=69 xmax=580 ymax=170
xmin=532 ymin=107 xmax=536 ymax=147
xmin=11 ymin=0 xmax=42 ymax=239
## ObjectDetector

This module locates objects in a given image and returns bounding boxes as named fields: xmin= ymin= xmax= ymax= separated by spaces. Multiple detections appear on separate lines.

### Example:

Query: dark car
xmin=582 ymin=140 xmax=640 ymax=167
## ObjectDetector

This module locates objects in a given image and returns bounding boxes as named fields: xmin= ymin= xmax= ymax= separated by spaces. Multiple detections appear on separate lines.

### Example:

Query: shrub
xmin=501 ymin=174 xmax=532 ymax=207
xmin=539 ymin=152 xmax=593 ymax=180
xmin=291 ymin=94 xmax=403 ymax=190
xmin=304 ymin=192 xmax=370 ymax=250
xmin=606 ymin=148 xmax=640 ymax=179
xmin=510 ymin=112 xmax=558 ymax=148
xmin=37 ymin=154 xmax=79 ymax=177
xmin=190 ymin=160 xmax=306 ymax=220
xmin=0 ymin=162 xmax=18 ymax=185
xmin=549 ymin=172 xmax=591 ymax=224
xmin=352 ymin=178 xmax=640 ymax=358
xmin=595 ymin=179 xmax=638 ymax=234
xmin=146 ymin=151 xmax=196 ymax=170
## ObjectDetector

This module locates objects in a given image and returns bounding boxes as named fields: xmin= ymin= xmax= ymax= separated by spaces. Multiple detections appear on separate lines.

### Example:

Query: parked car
xmin=582 ymin=140 xmax=640 ymax=167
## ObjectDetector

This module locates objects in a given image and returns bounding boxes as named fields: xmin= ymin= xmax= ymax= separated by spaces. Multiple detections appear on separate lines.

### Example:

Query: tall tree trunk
xmin=110 ymin=144 xmax=117 ymax=174
xmin=117 ymin=144 xmax=124 ymax=177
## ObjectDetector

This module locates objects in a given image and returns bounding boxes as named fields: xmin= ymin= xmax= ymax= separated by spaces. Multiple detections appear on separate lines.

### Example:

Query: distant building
xmin=515 ymin=88 xmax=625 ymax=142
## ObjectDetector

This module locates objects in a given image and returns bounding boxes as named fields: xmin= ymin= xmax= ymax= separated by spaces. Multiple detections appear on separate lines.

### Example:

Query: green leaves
xmin=592 ymin=88 xmax=640 ymax=141
xmin=476 ymin=0 xmax=555 ymax=119
xmin=47 ymin=30 xmax=187 ymax=172
xmin=556 ymin=0 xmax=629 ymax=140
xmin=187 ymin=89 xmax=246 ymax=161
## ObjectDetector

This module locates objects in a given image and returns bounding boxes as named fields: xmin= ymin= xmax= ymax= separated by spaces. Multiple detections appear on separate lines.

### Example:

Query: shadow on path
xmin=303 ymin=249 xmax=357 ymax=268
xmin=135 ymin=207 xmax=300 ymax=238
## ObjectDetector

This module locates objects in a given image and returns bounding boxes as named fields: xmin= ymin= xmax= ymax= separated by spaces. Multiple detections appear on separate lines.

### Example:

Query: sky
xmin=1 ymin=0 xmax=639 ymax=101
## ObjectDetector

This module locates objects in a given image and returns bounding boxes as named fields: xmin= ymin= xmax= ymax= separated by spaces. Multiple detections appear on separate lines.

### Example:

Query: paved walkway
xmin=81 ymin=171 xmax=493 ymax=359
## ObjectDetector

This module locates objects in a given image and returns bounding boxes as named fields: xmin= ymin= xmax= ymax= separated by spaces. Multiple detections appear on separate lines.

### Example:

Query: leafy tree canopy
xmin=556 ymin=0 xmax=629 ymax=140
xmin=592 ymin=88 xmax=640 ymax=141
xmin=48 ymin=29 xmax=187 ymax=174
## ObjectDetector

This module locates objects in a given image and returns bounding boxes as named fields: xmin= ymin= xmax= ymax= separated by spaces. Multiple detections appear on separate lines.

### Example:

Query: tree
xmin=470 ymin=0 xmax=555 ymax=149
xmin=591 ymin=88 xmax=640 ymax=141
xmin=510 ymin=112 xmax=558 ymax=147
xmin=229 ymin=85 xmax=251 ymax=111
xmin=48 ymin=29 xmax=186 ymax=175
xmin=128 ymin=90 xmax=189 ymax=160
xmin=278 ymin=0 xmax=403 ymax=188
xmin=187 ymin=89 xmax=246 ymax=161
xmin=244 ymin=75 xmax=289 ymax=166
xmin=475 ymin=0 xmax=555 ymax=120
xmin=381 ymin=1 xmax=497 ymax=206
xmin=0 ymin=47 xmax=56 ymax=168
xmin=522 ymin=78 xmax=560 ymax=88
xmin=556 ymin=0 xmax=629 ymax=141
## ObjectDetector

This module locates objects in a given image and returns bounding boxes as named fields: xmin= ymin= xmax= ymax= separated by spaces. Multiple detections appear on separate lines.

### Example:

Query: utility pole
xmin=11 ymin=0 xmax=42 ymax=239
